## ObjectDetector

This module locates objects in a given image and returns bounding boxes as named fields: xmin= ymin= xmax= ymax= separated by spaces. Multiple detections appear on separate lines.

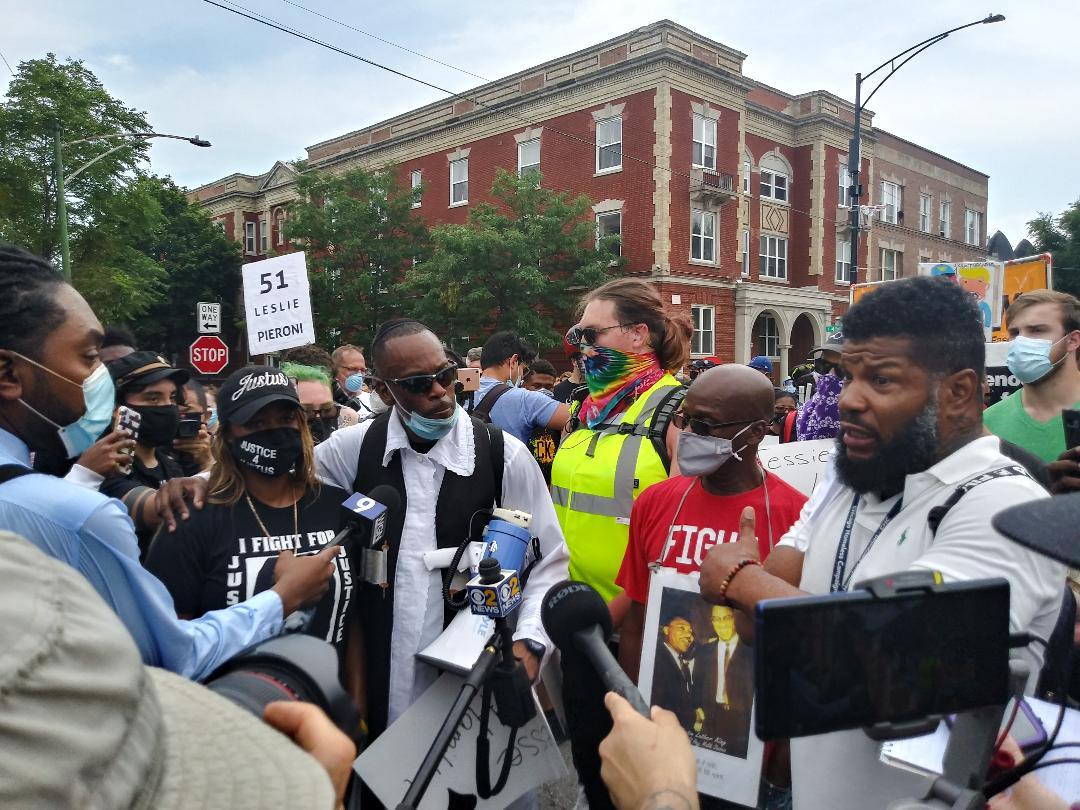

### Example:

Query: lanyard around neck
xmin=829 ymin=494 xmax=903 ymax=593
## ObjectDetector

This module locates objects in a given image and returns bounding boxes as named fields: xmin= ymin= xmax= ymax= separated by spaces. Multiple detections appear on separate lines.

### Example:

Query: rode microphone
xmin=993 ymin=494 xmax=1080 ymax=567
xmin=541 ymin=580 xmax=650 ymax=717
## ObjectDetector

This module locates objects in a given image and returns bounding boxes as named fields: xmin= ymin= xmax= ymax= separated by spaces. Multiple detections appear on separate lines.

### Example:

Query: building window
xmin=760 ymin=169 xmax=788 ymax=202
xmin=741 ymin=229 xmax=750 ymax=276
xmin=450 ymin=158 xmax=468 ymax=205
xmin=836 ymin=238 xmax=852 ymax=283
xmin=742 ymin=159 xmax=751 ymax=194
xmin=880 ymin=247 xmax=900 ymax=281
xmin=691 ymin=305 xmax=715 ymax=356
xmin=965 ymin=209 xmax=982 ymax=246
xmin=691 ymin=210 xmax=716 ymax=263
xmin=940 ymin=200 xmax=952 ymax=238
xmin=839 ymin=163 xmax=851 ymax=207
xmin=879 ymin=181 xmax=901 ymax=224
xmin=919 ymin=194 xmax=932 ymax=233
xmin=411 ymin=170 xmax=422 ymax=208
xmin=245 ymin=221 xmax=256 ymax=255
xmin=596 ymin=116 xmax=622 ymax=173
xmin=757 ymin=314 xmax=780 ymax=359
xmin=260 ymin=218 xmax=268 ymax=253
xmin=692 ymin=115 xmax=716 ymax=169
xmin=274 ymin=209 xmax=286 ymax=246
xmin=596 ymin=211 xmax=621 ymax=257
xmin=759 ymin=235 xmax=788 ymax=279
xmin=518 ymin=138 xmax=540 ymax=179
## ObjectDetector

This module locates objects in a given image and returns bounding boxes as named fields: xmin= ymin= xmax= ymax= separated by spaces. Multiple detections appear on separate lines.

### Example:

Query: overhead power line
xmin=0 ymin=48 xmax=15 ymax=77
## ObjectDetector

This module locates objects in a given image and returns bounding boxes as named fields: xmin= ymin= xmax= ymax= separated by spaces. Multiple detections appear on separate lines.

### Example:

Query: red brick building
xmin=189 ymin=20 xmax=989 ymax=379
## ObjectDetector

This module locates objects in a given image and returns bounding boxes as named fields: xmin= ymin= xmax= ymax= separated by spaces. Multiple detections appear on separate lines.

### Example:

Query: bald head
xmin=685 ymin=363 xmax=775 ymax=423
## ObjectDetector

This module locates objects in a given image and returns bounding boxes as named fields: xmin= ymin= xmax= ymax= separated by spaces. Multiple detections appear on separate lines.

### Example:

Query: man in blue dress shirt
xmin=0 ymin=243 xmax=336 ymax=680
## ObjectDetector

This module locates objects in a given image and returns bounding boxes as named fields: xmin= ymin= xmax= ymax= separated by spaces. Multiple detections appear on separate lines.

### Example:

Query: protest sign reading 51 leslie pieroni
xmin=242 ymin=252 xmax=315 ymax=355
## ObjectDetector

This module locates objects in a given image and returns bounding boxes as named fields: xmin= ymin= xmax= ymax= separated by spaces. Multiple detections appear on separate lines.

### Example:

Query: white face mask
xmin=676 ymin=423 xmax=756 ymax=478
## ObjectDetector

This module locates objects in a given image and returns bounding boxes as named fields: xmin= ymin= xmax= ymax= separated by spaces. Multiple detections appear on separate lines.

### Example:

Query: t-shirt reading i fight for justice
xmin=617 ymin=471 xmax=807 ymax=603
xmin=146 ymin=484 xmax=353 ymax=649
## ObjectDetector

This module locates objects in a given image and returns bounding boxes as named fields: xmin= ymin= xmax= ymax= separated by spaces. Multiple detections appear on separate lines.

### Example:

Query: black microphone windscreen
xmin=541 ymin=580 xmax=613 ymax=651
xmin=366 ymin=484 xmax=402 ymax=516
xmin=993 ymin=494 xmax=1080 ymax=567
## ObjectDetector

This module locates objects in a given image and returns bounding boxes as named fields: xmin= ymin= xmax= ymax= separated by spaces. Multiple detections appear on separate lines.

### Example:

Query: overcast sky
xmin=3 ymin=0 xmax=1077 ymax=246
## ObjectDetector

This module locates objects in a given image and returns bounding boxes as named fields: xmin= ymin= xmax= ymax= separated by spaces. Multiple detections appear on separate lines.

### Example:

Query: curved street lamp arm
xmin=62 ymin=131 xmax=209 ymax=148
xmin=64 ymin=138 xmax=150 ymax=183
xmin=861 ymin=16 xmax=1000 ymax=82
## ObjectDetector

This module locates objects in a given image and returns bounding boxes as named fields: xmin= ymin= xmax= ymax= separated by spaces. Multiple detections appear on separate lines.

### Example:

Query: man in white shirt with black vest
xmin=314 ymin=318 xmax=569 ymax=746
xmin=699 ymin=276 xmax=1065 ymax=810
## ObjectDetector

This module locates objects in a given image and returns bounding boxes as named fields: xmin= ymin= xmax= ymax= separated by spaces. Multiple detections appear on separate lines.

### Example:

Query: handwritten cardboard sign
xmin=756 ymin=438 xmax=836 ymax=496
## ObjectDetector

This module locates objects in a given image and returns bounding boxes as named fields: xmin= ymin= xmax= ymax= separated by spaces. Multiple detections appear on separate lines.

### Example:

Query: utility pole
xmin=54 ymin=123 xmax=71 ymax=281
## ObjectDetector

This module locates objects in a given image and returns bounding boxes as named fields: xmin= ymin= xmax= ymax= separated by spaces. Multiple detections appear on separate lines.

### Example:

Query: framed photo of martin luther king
xmin=638 ymin=569 xmax=765 ymax=807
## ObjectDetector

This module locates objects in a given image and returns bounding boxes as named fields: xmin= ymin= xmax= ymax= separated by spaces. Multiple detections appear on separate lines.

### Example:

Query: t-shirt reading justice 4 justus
xmin=617 ymin=471 xmax=807 ymax=604
xmin=146 ymin=484 xmax=354 ymax=649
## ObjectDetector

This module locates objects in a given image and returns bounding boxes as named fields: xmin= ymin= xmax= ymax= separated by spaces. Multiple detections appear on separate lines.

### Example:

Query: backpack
xmin=466 ymin=383 xmax=512 ymax=423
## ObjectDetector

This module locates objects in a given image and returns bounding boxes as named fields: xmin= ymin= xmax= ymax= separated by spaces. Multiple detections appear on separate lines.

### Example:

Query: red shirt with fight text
xmin=617 ymin=472 xmax=808 ymax=604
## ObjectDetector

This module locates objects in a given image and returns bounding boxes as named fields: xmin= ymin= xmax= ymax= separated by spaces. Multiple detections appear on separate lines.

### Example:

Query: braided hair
xmin=0 ymin=244 xmax=68 ymax=359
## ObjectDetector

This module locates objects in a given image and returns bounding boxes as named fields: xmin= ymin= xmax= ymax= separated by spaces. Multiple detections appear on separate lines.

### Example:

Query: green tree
xmin=0 ymin=54 xmax=150 ymax=261
xmin=284 ymin=164 xmax=428 ymax=348
xmin=404 ymin=169 xmax=618 ymax=350
xmin=1028 ymin=199 xmax=1080 ymax=298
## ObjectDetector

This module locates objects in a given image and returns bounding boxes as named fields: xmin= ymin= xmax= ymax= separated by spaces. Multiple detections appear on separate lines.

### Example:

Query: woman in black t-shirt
xmin=146 ymin=366 xmax=359 ymax=684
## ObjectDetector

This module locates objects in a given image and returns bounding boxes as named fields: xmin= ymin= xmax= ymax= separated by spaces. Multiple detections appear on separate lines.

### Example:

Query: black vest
xmin=351 ymin=411 xmax=504 ymax=740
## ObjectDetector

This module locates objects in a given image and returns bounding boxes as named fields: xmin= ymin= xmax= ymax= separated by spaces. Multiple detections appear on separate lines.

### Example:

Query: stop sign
xmin=190 ymin=335 xmax=230 ymax=375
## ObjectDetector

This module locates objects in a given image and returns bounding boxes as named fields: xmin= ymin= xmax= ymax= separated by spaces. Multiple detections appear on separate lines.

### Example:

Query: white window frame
xmin=596 ymin=211 xmax=622 ymax=257
xmin=839 ymin=163 xmax=851 ymax=207
xmin=596 ymin=116 xmax=622 ymax=173
xmin=517 ymin=138 xmax=540 ymax=179
xmin=691 ymin=305 xmax=715 ymax=356
xmin=260 ymin=218 xmax=268 ymax=253
xmin=411 ymin=170 xmax=422 ymax=208
xmin=741 ymin=229 xmax=750 ymax=276
xmin=274 ymin=209 xmax=286 ymax=246
xmin=880 ymin=247 xmax=900 ymax=281
xmin=450 ymin=158 xmax=468 ymax=206
xmin=692 ymin=115 xmax=716 ymax=170
xmin=760 ymin=169 xmax=788 ymax=202
xmin=759 ymin=235 xmax=788 ymax=280
xmin=879 ymin=181 xmax=901 ymax=224
xmin=940 ymin=200 xmax=952 ymax=238
xmin=757 ymin=314 xmax=780 ymax=360
xmin=836 ymin=238 xmax=852 ymax=283
xmin=245 ymin=221 xmax=256 ymax=255
xmin=919 ymin=194 xmax=932 ymax=233
xmin=690 ymin=210 xmax=716 ymax=263
xmin=965 ymin=209 xmax=982 ymax=246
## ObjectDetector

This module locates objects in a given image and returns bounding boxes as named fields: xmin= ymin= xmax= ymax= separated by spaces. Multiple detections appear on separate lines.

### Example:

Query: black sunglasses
xmin=565 ymin=322 xmax=636 ymax=348
xmin=672 ymin=412 xmax=759 ymax=437
xmin=378 ymin=364 xmax=458 ymax=395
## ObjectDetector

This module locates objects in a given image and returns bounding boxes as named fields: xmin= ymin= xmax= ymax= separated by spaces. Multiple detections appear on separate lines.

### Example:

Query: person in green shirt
xmin=984 ymin=289 xmax=1080 ymax=462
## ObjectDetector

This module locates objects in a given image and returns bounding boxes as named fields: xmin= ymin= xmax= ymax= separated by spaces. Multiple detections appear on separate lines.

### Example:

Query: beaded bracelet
xmin=716 ymin=558 xmax=763 ymax=604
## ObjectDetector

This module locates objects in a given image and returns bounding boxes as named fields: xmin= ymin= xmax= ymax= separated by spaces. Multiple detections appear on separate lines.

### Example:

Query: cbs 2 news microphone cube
xmin=466 ymin=571 xmax=523 ymax=618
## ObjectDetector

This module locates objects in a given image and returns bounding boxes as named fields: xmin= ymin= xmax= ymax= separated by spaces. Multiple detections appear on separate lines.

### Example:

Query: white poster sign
xmin=639 ymin=569 xmax=765 ymax=806
xmin=242 ymin=252 xmax=315 ymax=354
xmin=355 ymin=673 xmax=566 ymax=809
xmin=756 ymin=438 xmax=837 ymax=496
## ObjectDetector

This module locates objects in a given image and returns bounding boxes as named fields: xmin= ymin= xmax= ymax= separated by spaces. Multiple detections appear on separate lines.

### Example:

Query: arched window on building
xmin=759 ymin=151 xmax=792 ymax=203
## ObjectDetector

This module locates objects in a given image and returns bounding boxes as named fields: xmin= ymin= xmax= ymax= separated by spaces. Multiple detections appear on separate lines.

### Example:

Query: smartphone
xmin=1063 ymin=409 xmax=1080 ymax=450
xmin=457 ymin=367 xmax=481 ymax=393
xmin=115 ymin=406 xmax=140 ymax=472
xmin=754 ymin=578 xmax=1011 ymax=740
xmin=176 ymin=412 xmax=202 ymax=439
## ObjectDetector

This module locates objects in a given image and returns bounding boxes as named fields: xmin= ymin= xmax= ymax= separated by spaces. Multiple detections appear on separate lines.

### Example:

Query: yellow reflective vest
xmin=551 ymin=374 xmax=684 ymax=602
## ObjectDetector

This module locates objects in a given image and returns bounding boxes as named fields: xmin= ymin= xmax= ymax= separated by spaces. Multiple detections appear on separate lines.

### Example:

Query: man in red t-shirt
xmin=617 ymin=364 xmax=808 ymax=682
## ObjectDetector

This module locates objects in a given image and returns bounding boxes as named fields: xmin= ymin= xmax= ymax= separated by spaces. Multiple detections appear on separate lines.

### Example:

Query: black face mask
xmin=229 ymin=427 xmax=303 ymax=477
xmin=133 ymin=405 xmax=180 ymax=447
xmin=307 ymin=417 xmax=337 ymax=445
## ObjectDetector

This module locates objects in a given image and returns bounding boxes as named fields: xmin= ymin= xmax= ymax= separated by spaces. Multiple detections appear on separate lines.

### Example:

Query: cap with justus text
xmin=107 ymin=350 xmax=190 ymax=391
xmin=217 ymin=365 xmax=301 ymax=426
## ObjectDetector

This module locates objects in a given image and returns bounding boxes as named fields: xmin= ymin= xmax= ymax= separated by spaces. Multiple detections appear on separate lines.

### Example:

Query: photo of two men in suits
xmin=651 ymin=590 xmax=753 ymax=759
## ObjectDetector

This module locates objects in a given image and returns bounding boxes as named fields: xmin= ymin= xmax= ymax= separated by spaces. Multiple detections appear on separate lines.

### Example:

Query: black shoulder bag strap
xmin=484 ymin=420 xmax=505 ymax=508
xmin=0 ymin=464 xmax=34 ymax=486
xmin=648 ymin=385 xmax=687 ymax=474
xmin=470 ymin=383 xmax=512 ymax=421
xmin=927 ymin=464 xmax=1032 ymax=537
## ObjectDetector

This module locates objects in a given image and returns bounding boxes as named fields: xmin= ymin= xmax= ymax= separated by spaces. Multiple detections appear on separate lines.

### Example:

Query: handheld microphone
xmin=329 ymin=484 xmax=401 ymax=549
xmin=541 ymin=580 xmax=650 ymax=717
xmin=465 ymin=557 xmax=523 ymax=619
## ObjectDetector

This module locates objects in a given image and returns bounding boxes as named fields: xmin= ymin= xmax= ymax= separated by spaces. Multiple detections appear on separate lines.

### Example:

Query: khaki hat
xmin=0 ymin=530 xmax=335 ymax=809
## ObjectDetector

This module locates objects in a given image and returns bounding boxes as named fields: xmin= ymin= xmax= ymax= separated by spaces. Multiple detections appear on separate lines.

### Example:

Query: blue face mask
xmin=14 ymin=358 xmax=116 ymax=457
xmin=1007 ymin=335 xmax=1067 ymax=385
xmin=395 ymin=401 xmax=460 ymax=441
xmin=207 ymin=407 xmax=219 ymax=431
xmin=345 ymin=372 xmax=366 ymax=394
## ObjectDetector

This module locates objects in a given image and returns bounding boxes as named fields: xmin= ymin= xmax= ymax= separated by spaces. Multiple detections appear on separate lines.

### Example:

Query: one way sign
xmin=198 ymin=302 xmax=221 ymax=334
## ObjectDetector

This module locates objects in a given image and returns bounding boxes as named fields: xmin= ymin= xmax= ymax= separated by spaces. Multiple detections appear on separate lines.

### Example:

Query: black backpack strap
xmin=0 ymin=464 xmax=34 ymax=485
xmin=647 ymin=386 xmax=687 ymax=474
xmin=927 ymin=464 xmax=1032 ymax=536
xmin=470 ymin=383 xmax=512 ymax=422
xmin=483 ymin=420 xmax=505 ymax=508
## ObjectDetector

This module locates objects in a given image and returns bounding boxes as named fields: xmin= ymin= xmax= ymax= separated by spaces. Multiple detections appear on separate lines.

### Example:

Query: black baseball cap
xmin=217 ymin=365 xmax=301 ymax=426
xmin=809 ymin=332 xmax=844 ymax=356
xmin=107 ymin=351 xmax=190 ymax=391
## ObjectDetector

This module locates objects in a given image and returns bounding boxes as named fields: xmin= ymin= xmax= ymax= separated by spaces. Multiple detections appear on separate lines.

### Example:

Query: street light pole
xmin=53 ymin=130 xmax=212 ymax=281
xmin=847 ymin=13 xmax=1005 ymax=285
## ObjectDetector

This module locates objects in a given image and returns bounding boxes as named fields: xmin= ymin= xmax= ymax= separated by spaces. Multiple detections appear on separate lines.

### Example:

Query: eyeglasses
xmin=565 ymin=323 xmax=636 ymax=348
xmin=672 ymin=412 xmax=759 ymax=437
xmin=303 ymin=403 xmax=341 ymax=421
xmin=378 ymin=364 xmax=458 ymax=395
